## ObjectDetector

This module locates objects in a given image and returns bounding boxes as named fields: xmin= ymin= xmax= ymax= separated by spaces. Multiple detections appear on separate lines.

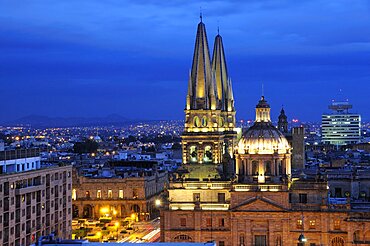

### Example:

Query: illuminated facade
xmin=236 ymin=97 xmax=291 ymax=184
xmin=182 ymin=19 xmax=236 ymax=179
xmin=161 ymin=21 xmax=370 ymax=246
xmin=72 ymin=170 xmax=167 ymax=221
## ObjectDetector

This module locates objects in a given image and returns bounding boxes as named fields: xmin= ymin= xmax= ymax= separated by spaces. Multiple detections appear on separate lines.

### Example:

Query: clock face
xmin=202 ymin=117 xmax=207 ymax=127
xmin=193 ymin=116 xmax=201 ymax=127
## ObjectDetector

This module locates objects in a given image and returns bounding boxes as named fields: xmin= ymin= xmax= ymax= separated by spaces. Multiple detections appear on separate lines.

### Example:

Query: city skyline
xmin=1 ymin=0 xmax=369 ymax=123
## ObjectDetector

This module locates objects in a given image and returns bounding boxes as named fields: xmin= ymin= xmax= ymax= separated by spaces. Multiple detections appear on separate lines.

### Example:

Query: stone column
xmin=235 ymin=156 xmax=240 ymax=176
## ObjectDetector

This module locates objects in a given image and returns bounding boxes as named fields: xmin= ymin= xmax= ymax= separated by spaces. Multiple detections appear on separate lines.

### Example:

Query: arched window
xmin=353 ymin=230 xmax=361 ymax=242
xmin=189 ymin=146 xmax=198 ymax=162
xmin=204 ymin=146 xmax=212 ymax=163
xmin=331 ymin=237 xmax=344 ymax=246
xmin=174 ymin=235 xmax=192 ymax=242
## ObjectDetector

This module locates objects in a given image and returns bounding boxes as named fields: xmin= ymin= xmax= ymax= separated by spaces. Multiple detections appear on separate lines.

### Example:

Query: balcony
xmin=233 ymin=184 xmax=284 ymax=192
xmin=170 ymin=181 xmax=232 ymax=190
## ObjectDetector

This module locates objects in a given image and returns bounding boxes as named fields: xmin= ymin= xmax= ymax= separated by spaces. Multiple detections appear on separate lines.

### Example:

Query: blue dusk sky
xmin=0 ymin=0 xmax=369 ymax=122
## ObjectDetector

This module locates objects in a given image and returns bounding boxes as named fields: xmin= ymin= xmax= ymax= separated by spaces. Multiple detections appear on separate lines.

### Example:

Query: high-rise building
xmin=322 ymin=100 xmax=361 ymax=145
xmin=181 ymin=18 xmax=236 ymax=179
xmin=0 ymin=148 xmax=72 ymax=246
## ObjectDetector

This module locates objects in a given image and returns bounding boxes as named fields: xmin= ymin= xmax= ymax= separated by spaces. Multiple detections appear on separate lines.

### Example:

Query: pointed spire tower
xmin=182 ymin=18 xmax=235 ymax=176
xmin=211 ymin=29 xmax=236 ymax=131
xmin=186 ymin=17 xmax=218 ymax=110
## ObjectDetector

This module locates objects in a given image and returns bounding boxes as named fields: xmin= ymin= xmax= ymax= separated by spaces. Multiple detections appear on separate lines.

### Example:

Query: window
xmin=193 ymin=193 xmax=200 ymax=202
xmin=119 ymin=190 xmax=124 ymax=199
xmin=219 ymin=241 xmax=225 ymax=246
xmin=180 ymin=218 xmax=186 ymax=227
xmin=239 ymin=235 xmax=245 ymax=246
xmin=97 ymin=190 xmax=101 ymax=199
xmin=299 ymin=194 xmax=307 ymax=204
xmin=206 ymin=218 xmax=212 ymax=227
xmin=72 ymin=189 xmax=77 ymax=200
xmin=133 ymin=189 xmax=138 ymax=199
xmin=289 ymin=193 xmax=292 ymax=203
xmin=219 ymin=218 xmax=225 ymax=227
xmin=108 ymin=190 xmax=113 ymax=198
xmin=309 ymin=220 xmax=316 ymax=229
xmin=296 ymin=219 xmax=303 ymax=229
xmin=218 ymin=193 xmax=225 ymax=203
xmin=254 ymin=235 xmax=267 ymax=246
xmin=85 ymin=191 xmax=90 ymax=199
xmin=334 ymin=220 xmax=340 ymax=230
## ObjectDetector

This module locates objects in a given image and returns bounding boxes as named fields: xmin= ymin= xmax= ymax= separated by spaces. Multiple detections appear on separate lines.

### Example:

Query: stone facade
xmin=0 ymin=164 xmax=73 ymax=246
xmin=72 ymin=170 xmax=167 ymax=221
xmin=161 ymin=180 xmax=370 ymax=246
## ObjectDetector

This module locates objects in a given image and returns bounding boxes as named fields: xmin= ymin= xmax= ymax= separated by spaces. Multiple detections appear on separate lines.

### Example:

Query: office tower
xmin=322 ymin=100 xmax=361 ymax=145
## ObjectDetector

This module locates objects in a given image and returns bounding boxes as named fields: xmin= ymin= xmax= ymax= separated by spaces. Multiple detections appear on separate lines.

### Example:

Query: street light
xmin=155 ymin=199 xmax=161 ymax=207
xmin=298 ymin=233 xmax=307 ymax=243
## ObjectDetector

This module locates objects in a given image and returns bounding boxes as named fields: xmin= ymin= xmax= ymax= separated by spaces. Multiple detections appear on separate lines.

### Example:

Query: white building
xmin=322 ymin=100 xmax=361 ymax=145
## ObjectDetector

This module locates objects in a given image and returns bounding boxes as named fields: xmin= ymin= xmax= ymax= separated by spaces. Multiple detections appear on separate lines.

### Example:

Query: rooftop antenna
xmin=262 ymin=83 xmax=264 ymax=97
xmin=217 ymin=20 xmax=220 ymax=35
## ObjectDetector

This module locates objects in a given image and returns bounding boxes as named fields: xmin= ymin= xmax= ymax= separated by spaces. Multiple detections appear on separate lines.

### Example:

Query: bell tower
xmin=181 ymin=19 xmax=236 ymax=178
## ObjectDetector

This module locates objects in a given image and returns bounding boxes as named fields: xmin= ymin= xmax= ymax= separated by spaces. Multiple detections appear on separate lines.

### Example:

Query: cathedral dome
xmin=237 ymin=96 xmax=291 ymax=155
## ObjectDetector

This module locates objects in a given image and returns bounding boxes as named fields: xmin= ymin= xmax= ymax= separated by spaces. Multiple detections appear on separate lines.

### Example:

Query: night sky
xmin=1 ymin=0 xmax=369 ymax=123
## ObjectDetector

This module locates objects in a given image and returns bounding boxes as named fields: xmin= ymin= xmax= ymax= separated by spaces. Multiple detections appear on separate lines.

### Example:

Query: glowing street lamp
xmin=298 ymin=233 xmax=307 ymax=243
xmin=155 ymin=199 xmax=161 ymax=207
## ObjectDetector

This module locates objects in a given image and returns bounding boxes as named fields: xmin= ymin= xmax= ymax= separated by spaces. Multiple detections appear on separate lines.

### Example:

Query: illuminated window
xmin=334 ymin=219 xmax=340 ymax=230
xmin=297 ymin=219 xmax=303 ymax=229
xmin=119 ymin=190 xmax=124 ymax=199
xmin=108 ymin=190 xmax=112 ymax=198
xmin=97 ymin=190 xmax=101 ymax=199
xmin=85 ymin=191 xmax=90 ymax=198
xmin=133 ymin=189 xmax=138 ymax=199
xmin=309 ymin=220 xmax=316 ymax=229
xmin=180 ymin=218 xmax=186 ymax=227
xmin=72 ymin=189 xmax=77 ymax=200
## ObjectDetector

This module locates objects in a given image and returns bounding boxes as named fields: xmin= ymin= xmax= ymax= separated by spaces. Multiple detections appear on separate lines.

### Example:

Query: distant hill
xmin=2 ymin=114 xmax=133 ymax=127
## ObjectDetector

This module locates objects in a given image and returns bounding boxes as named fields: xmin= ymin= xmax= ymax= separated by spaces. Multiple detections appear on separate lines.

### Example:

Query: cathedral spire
xmin=278 ymin=106 xmax=288 ymax=133
xmin=212 ymin=32 xmax=229 ymax=110
xmin=188 ymin=19 xmax=215 ymax=110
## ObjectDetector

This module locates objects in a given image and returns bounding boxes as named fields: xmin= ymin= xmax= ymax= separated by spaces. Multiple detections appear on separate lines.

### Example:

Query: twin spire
xmin=186 ymin=19 xmax=234 ymax=112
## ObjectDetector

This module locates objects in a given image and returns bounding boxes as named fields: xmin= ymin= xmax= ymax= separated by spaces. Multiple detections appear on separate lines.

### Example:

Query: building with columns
xmin=160 ymin=20 xmax=370 ymax=246
xmin=72 ymin=169 xmax=167 ymax=221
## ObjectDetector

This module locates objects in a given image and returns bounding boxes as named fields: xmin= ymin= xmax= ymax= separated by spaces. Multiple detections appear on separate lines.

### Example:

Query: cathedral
xmin=160 ymin=19 xmax=370 ymax=246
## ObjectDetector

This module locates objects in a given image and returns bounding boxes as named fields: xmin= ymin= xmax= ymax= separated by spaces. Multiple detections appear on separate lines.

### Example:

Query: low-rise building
xmin=72 ymin=166 xmax=167 ymax=221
